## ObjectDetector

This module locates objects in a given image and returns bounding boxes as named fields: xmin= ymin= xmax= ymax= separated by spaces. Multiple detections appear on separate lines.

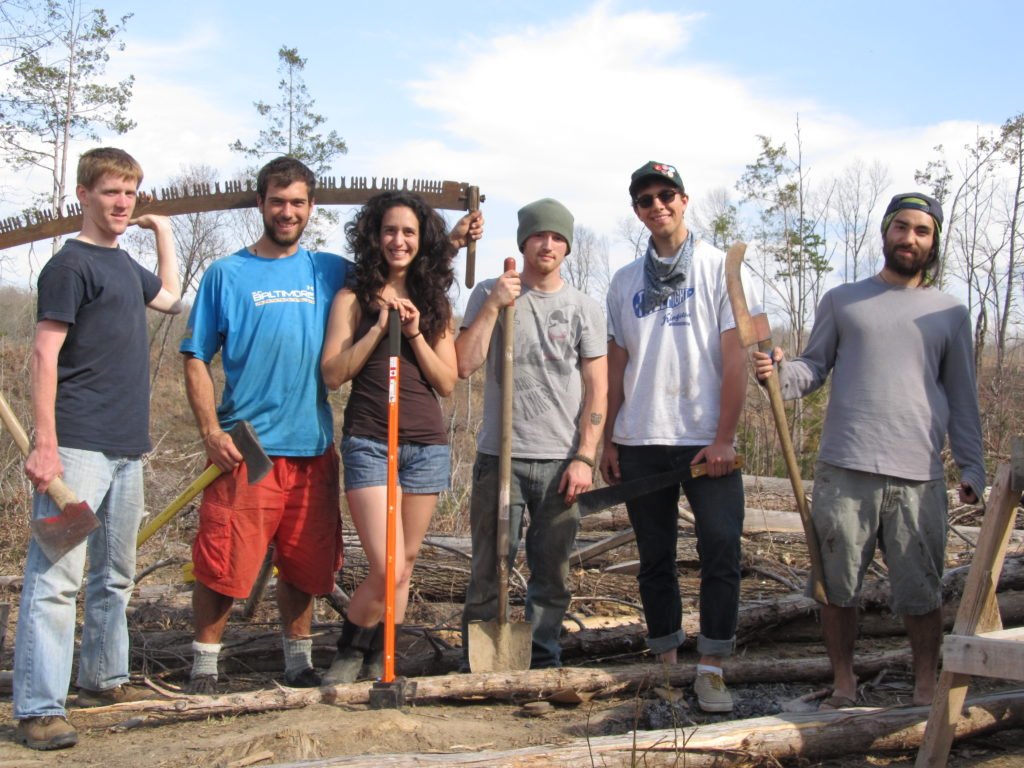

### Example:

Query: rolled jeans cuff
xmin=646 ymin=628 xmax=685 ymax=655
xmin=697 ymin=633 xmax=736 ymax=658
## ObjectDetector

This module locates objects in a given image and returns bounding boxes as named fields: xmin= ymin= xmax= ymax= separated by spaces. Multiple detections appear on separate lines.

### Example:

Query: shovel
xmin=0 ymin=390 xmax=99 ymax=562
xmin=467 ymin=257 xmax=532 ymax=672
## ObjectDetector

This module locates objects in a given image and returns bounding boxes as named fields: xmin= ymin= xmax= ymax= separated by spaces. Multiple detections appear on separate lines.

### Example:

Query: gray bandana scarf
xmin=641 ymin=231 xmax=695 ymax=314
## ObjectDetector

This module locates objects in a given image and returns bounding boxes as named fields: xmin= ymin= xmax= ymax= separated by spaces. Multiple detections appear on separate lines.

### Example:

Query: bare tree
xmin=562 ymin=225 xmax=610 ymax=303
xmin=831 ymin=159 xmax=890 ymax=283
xmin=617 ymin=215 xmax=646 ymax=261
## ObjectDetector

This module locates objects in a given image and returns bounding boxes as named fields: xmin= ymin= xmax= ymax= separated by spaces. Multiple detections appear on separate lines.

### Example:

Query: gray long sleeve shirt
xmin=777 ymin=276 xmax=985 ymax=494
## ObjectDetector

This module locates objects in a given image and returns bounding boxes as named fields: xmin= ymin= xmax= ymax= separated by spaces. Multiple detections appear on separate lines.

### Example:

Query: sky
xmin=1 ymin=0 xmax=1021 ymax=298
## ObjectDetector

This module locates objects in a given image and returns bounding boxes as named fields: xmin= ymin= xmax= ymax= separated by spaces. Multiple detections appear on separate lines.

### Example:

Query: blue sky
xmin=1 ymin=0 xmax=1021 ymax=291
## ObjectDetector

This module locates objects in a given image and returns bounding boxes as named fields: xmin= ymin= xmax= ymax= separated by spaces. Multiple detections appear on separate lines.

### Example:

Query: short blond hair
xmin=77 ymin=147 xmax=143 ymax=190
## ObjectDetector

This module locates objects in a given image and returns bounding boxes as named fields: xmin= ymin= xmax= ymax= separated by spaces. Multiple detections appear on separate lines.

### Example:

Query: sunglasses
xmin=633 ymin=189 xmax=679 ymax=209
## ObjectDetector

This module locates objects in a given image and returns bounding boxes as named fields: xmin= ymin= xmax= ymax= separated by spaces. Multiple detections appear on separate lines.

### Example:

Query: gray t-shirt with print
xmin=462 ymin=280 xmax=606 ymax=459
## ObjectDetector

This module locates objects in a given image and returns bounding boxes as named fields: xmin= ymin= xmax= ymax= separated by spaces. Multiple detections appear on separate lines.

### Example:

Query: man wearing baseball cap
xmin=753 ymin=191 xmax=984 ymax=709
xmin=601 ymin=162 xmax=761 ymax=712
xmin=457 ymin=198 xmax=607 ymax=669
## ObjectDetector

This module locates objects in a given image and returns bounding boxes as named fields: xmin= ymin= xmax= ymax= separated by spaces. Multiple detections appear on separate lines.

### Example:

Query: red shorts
xmin=192 ymin=449 xmax=343 ymax=599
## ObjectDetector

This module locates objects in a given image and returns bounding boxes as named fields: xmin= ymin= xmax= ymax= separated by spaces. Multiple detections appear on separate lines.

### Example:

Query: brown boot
xmin=16 ymin=716 xmax=78 ymax=750
xmin=77 ymin=683 xmax=159 ymax=708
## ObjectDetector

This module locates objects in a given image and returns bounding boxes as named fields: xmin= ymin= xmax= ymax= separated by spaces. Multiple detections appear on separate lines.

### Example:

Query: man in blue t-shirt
xmin=180 ymin=157 xmax=349 ymax=692
xmin=14 ymin=147 xmax=182 ymax=751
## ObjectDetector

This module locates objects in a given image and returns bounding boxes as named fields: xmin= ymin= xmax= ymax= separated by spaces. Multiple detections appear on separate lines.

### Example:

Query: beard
xmin=882 ymin=239 xmax=930 ymax=278
xmin=263 ymin=215 xmax=304 ymax=248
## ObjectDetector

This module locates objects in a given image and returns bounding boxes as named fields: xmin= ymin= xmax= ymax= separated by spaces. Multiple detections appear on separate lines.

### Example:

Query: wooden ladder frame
xmin=916 ymin=439 xmax=1024 ymax=766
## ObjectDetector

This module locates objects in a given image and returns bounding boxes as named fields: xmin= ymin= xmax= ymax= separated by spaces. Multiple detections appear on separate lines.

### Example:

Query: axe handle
xmin=137 ymin=463 xmax=223 ymax=548
xmin=0 ymin=391 xmax=87 ymax=512
xmin=464 ymin=186 xmax=480 ymax=288
xmin=759 ymin=341 xmax=829 ymax=604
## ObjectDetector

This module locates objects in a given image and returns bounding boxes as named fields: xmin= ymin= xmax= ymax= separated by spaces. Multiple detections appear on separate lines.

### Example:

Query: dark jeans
xmin=461 ymin=453 xmax=579 ymax=668
xmin=618 ymin=444 xmax=744 ymax=657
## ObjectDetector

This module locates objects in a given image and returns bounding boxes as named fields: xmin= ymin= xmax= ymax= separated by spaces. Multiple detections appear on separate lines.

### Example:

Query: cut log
xmin=264 ymin=690 xmax=1024 ymax=767
xmin=72 ymin=650 xmax=914 ymax=728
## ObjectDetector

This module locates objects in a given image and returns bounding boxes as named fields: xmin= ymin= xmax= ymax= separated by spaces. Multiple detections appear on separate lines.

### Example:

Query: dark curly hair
xmin=346 ymin=191 xmax=456 ymax=344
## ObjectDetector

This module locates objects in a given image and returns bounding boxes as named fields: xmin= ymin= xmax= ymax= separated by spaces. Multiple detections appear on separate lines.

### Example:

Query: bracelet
xmin=572 ymin=453 xmax=595 ymax=468
xmin=407 ymin=331 xmax=422 ymax=340
xmin=202 ymin=429 xmax=225 ymax=443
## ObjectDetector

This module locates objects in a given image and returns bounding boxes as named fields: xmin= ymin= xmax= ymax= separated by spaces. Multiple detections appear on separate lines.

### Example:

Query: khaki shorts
xmin=809 ymin=462 xmax=947 ymax=615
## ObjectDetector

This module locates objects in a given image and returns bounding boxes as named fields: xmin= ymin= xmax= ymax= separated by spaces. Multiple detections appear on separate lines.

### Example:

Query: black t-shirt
xmin=37 ymin=239 xmax=162 ymax=454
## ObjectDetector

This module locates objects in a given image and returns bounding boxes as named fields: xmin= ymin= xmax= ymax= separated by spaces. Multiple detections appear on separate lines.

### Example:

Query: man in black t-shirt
xmin=13 ymin=148 xmax=181 ymax=752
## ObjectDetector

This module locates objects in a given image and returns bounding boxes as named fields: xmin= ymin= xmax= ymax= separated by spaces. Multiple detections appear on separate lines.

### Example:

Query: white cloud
xmin=384 ymin=2 xmax=1005 ymax=279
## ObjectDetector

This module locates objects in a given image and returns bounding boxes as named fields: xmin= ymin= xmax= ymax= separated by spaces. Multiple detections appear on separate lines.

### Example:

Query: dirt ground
xmin=0 ymin=487 xmax=1022 ymax=767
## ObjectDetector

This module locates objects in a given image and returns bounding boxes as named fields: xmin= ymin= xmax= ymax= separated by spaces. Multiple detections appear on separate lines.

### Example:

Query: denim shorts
xmin=341 ymin=433 xmax=450 ymax=494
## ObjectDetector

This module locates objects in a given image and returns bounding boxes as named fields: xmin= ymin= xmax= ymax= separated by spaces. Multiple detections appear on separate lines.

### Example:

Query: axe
xmin=724 ymin=242 xmax=829 ymax=605
xmin=136 ymin=420 xmax=272 ymax=548
xmin=0 ymin=390 xmax=99 ymax=562
xmin=577 ymin=456 xmax=744 ymax=517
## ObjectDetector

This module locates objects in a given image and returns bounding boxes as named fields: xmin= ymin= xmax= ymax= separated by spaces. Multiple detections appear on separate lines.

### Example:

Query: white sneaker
xmin=694 ymin=671 xmax=734 ymax=712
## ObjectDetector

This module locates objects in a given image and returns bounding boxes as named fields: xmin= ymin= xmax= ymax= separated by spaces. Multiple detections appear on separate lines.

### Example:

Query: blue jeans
xmin=13 ymin=447 xmax=145 ymax=719
xmin=462 ymin=453 xmax=579 ymax=668
xmin=618 ymin=444 xmax=744 ymax=658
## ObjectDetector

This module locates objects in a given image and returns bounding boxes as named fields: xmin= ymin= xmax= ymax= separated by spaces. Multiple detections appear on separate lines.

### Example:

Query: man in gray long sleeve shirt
xmin=754 ymin=191 xmax=983 ymax=709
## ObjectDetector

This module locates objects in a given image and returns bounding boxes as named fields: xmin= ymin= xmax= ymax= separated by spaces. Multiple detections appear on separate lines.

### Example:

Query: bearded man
xmin=753 ymin=192 xmax=985 ymax=709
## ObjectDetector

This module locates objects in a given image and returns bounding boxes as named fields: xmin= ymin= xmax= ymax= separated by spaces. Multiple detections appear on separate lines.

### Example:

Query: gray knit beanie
xmin=516 ymin=198 xmax=574 ymax=254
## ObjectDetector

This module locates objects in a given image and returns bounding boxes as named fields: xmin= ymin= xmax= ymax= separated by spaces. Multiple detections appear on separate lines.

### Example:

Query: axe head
xmin=227 ymin=421 xmax=273 ymax=484
xmin=31 ymin=500 xmax=99 ymax=563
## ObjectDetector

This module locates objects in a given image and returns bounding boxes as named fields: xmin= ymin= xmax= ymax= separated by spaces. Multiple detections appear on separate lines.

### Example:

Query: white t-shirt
xmin=606 ymin=239 xmax=761 ymax=445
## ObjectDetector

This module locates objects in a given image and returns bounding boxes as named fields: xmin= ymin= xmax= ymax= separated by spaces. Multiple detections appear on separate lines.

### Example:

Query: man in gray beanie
xmin=456 ymin=198 xmax=607 ymax=669
xmin=753 ymin=191 xmax=983 ymax=709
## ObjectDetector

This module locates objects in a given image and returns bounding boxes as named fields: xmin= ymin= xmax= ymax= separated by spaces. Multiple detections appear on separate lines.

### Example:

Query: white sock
xmin=697 ymin=664 xmax=723 ymax=677
xmin=191 ymin=641 xmax=221 ymax=679
xmin=283 ymin=636 xmax=313 ymax=677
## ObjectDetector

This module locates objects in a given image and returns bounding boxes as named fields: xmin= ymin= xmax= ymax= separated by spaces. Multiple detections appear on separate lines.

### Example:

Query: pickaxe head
xmin=227 ymin=421 xmax=272 ymax=483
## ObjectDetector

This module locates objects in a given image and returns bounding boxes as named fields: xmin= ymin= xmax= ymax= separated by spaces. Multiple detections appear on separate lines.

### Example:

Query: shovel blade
xmin=467 ymin=619 xmax=532 ymax=672
xmin=31 ymin=501 xmax=99 ymax=563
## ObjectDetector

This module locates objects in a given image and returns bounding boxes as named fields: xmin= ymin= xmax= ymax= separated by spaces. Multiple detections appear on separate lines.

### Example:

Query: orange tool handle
xmin=384 ymin=309 xmax=400 ymax=682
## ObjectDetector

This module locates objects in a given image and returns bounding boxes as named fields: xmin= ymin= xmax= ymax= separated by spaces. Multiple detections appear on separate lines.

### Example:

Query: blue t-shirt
xmin=180 ymin=247 xmax=349 ymax=457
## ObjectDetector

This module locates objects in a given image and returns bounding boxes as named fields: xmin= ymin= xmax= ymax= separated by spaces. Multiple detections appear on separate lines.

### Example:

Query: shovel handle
xmin=496 ymin=279 xmax=515 ymax=626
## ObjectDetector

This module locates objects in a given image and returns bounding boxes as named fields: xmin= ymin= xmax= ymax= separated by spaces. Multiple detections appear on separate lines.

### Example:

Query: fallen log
xmin=71 ymin=650 xmax=913 ymax=728
xmin=772 ymin=589 xmax=1024 ymax=642
xmin=267 ymin=689 xmax=1024 ymax=767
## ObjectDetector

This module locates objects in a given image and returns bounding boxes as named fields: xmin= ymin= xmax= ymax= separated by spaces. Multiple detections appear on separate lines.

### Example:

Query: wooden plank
xmin=571 ymin=529 xmax=635 ymax=564
xmin=917 ymin=463 xmax=1022 ymax=767
xmin=942 ymin=629 xmax=1024 ymax=680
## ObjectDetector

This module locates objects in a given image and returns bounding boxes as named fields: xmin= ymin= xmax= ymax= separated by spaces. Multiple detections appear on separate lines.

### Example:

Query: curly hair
xmin=346 ymin=191 xmax=456 ymax=344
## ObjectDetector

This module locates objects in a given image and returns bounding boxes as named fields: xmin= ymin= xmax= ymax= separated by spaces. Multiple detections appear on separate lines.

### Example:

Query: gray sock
xmin=191 ymin=641 xmax=221 ymax=679
xmin=283 ymin=636 xmax=313 ymax=677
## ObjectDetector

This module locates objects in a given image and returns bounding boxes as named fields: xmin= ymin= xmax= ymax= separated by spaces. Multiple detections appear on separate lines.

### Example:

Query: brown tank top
xmin=342 ymin=313 xmax=447 ymax=445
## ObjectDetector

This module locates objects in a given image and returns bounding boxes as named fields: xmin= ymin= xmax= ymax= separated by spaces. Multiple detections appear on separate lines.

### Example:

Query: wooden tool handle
xmin=0 ymin=391 xmax=86 ymax=512
xmin=464 ymin=186 xmax=481 ymax=288
xmin=496 ymin=287 xmax=515 ymax=626
xmin=137 ymin=464 xmax=224 ymax=547
xmin=0 ymin=391 xmax=32 ymax=457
